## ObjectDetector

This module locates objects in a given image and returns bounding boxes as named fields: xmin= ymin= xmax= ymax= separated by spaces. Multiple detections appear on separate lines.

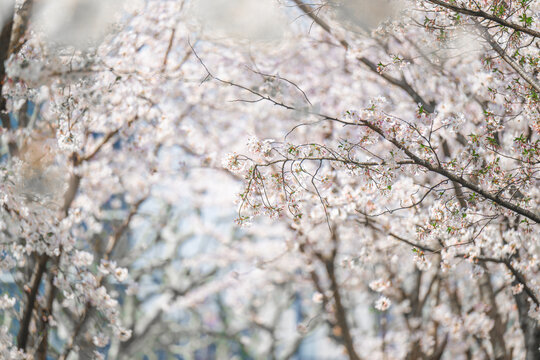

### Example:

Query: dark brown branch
xmin=81 ymin=116 xmax=138 ymax=162
xmin=324 ymin=259 xmax=361 ymax=360
xmin=161 ymin=28 xmax=176 ymax=71
xmin=425 ymin=0 xmax=540 ymax=38
xmin=514 ymin=290 xmax=540 ymax=360
xmin=363 ymin=220 xmax=438 ymax=253
xmin=26 ymin=152 xmax=82 ymax=356
xmin=0 ymin=6 xmax=14 ymax=128
xmin=366 ymin=218 xmax=539 ymax=307
xmin=8 ymin=0 xmax=34 ymax=55
xmin=321 ymin=232 xmax=362 ymax=360
xmin=475 ymin=22 xmax=540 ymax=93
xmin=477 ymin=265 xmax=510 ymax=359
xmin=359 ymin=120 xmax=540 ymax=223
xmin=59 ymin=198 xmax=145 ymax=360
xmin=17 ymin=254 xmax=48 ymax=350
xmin=472 ymin=256 xmax=539 ymax=306
xmin=292 ymin=0 xmax=435 ymax=113
xmin=36 ymin=265 xmax=58 ymax=360
xmin=121 ymin=267 xmax=218 ymax=355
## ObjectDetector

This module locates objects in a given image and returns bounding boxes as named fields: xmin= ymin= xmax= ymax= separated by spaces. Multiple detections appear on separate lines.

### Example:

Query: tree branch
xmin=291 ymin=0 xmax=435 ymax=113
xmin=59 ymin=198 xmax=146 ymax=360
xmin=358 ymin=120 xmax=540 ymax=223
xmin=17 ymin=254 xmax=48 ymax=350
xmin=321 ymin=231 xmax=362 ymax=360
xmin=0 ymin=5 xmax=14 ymax=128
xmin=476 ymin=22 xmax=540 ymax=93
xmin=425 ymin=0 xmax=540 ymax=38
